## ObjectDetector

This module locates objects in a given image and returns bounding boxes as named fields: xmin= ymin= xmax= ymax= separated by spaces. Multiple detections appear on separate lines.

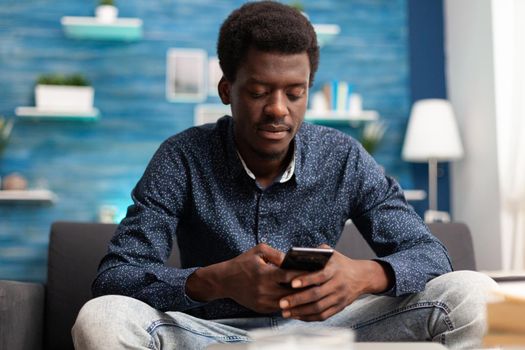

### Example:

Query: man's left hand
xmin=278 ymin=244 xmax=392 ymax=321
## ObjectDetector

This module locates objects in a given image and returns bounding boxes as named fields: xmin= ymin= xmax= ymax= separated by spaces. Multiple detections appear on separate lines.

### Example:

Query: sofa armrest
xmin=0 ymin=280 xmax=44 ymax=350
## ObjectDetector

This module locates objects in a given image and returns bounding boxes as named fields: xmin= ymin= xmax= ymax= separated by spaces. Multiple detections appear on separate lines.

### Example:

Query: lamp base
xmin=424 ymin=210 xmax=451 ymax=223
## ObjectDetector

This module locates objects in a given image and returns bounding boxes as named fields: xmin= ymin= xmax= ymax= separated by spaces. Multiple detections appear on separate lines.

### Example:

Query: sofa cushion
xmin=0 ymin=280 xmax=44 ymax=350
xmin=45 ymin=221 xmax=182 ymax=350
xmin=45 ymin=222 xmax=118 ymax=350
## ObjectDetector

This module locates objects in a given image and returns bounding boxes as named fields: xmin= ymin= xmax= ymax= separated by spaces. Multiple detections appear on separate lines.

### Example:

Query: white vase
xmin=35 ymin=85 xmax=95 ymax=112
xmin=95 ymin=5 xmax=118 ymax=23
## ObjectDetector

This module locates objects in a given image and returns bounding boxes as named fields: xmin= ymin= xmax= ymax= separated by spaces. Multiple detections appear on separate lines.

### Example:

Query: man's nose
xmin=264 ymin=91 xmax=288 ymax=118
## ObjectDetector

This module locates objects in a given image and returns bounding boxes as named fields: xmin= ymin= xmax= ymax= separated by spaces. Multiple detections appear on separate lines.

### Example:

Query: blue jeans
xmin=72 ymin=271 xmax=496 ymax=349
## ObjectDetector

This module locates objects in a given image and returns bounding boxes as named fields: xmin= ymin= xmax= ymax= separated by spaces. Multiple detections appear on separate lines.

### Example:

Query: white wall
xmin=444 ymin=0 xmax=502 ymax=270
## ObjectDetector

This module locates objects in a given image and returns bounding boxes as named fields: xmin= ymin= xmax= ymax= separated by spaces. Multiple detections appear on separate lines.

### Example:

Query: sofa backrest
xmin=335 ymin=222 xmax=477 ymax=271
xmin=45 ymin=221 xmax=475 ymax=350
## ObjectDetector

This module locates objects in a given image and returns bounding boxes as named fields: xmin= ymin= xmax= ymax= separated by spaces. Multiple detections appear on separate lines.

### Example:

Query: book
xmin=318 ymin=81 xmax=358 ymax=114
xmin=336 ymin=81 xmax=348 ymax=112
xmin=486 ymin=300 xmax=525 ymax=333
xmin=483 ymin=332 xmax=525 ymax=347
xmin=330 ymin=80 xmax=338 ymax=111
xmin=483 ymin=287 xmax=525 ymax=347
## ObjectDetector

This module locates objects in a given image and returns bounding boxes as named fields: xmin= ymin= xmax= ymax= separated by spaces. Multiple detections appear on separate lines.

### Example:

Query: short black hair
xmin=217 ymin=1 xmax=320 ymax=87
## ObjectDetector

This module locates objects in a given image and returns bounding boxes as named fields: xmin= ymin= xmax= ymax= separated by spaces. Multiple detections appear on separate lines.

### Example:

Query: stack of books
xmin=484 ymin=289 xmax=525 ymax=347
xmin=311 ymin=81 xmax=362 ymax=115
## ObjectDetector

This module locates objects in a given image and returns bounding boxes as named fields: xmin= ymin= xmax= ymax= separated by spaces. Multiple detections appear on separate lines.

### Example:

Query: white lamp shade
xmin=402 ymin=99 xmax=464 ymax=162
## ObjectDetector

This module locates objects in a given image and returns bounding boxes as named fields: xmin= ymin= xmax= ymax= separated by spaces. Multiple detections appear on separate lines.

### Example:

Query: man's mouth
xmin=259 ymin=124 xmax=290 ymax=132
xmin=257 ymin=124 xmax=291 ymax=140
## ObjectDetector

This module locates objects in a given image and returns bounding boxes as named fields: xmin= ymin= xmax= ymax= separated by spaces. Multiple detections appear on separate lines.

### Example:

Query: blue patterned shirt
xmin=93 ymin=116 xmax=452 ymax=320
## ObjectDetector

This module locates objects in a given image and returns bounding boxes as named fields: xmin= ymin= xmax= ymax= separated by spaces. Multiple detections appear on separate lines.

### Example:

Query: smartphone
xmin=280 ymin=247 xmax=334 ymax=271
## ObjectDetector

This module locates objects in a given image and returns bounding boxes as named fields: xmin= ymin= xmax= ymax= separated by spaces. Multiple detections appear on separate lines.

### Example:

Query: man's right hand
xmin=186 ymin=244 xmax=303 ymax=313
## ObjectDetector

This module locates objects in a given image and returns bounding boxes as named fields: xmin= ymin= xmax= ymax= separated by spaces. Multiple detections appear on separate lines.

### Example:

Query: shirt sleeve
xmin=91 ymin=139 xmax=206 ymax=312
xmin=348 ymin=142 xmax=453 ymax=296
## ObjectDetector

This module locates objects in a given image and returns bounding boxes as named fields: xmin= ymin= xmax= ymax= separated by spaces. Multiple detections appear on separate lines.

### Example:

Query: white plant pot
xmin=95 ymin=5 xmax=118 ymax=23
xmin=35 ymin=85 xmax=94 ymax=112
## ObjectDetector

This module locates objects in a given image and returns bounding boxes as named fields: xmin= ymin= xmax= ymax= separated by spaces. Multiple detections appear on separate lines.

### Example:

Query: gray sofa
xmin=0 ymin=221 xmax=476 ymax=350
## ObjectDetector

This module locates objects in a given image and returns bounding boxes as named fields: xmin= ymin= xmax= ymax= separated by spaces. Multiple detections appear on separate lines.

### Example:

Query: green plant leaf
xmin=0 ymin=116 xmax=14 ymax=156
xmin=359 ymin=121 xmax=387 ymax=155
xmin=99 ymin=0 xmax=115 ymax=6
xmin=36 ymin=73 xmax=90 ymax=86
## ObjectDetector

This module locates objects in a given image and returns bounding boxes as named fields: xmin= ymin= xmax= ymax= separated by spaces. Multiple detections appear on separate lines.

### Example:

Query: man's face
xmin=219 ymin=47 xmax=310 ymax=161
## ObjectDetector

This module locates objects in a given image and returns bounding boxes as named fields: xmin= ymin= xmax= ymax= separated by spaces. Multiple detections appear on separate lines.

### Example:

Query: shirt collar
xmin=236 ymin=145 xmax=296 ymax=184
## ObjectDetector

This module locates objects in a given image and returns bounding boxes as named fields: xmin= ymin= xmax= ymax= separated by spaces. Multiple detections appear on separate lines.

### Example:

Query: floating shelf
xmin=15 ymin=107 xmax=100 ymax=122
xmin=404 ymin=190 xmax=426 ymax=201
xmin=313 ymin=24 xmax=341 ymax=46
xmin=61 ymin=16 xmax=143 ymax=41
xmin=305 ymin=110 xmax=379 ymax=125
xmin=0 ymin=190 xmax=57 ymax=204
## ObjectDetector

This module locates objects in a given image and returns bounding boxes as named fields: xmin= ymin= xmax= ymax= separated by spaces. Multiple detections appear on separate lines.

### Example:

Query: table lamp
xmin=402 ymin=99 xmax=464 ymax=222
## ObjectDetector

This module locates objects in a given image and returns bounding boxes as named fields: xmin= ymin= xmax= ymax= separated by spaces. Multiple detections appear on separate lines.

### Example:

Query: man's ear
xmin=218 ymin=76 xmax=231 ymax=105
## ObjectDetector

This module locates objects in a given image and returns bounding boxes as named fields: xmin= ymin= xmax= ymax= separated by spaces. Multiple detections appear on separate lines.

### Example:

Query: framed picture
xmin=207 ymin=57 xmax=223 ymax=96
xmin=166 ymin=48 xmax=207 ymax=102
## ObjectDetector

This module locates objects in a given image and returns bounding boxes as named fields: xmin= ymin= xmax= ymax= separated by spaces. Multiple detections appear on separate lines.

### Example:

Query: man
xmin=73 ymin=2 xmax=495 ymax=349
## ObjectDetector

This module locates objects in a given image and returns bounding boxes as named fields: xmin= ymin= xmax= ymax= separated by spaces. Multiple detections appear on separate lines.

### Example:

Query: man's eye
xmin=287 ymin=92 xmax=304 ymax=101
xmin=250 ymin=92 xmax=266 ymax=98
xmin=287 ymin=88 xmax=305 ymax=101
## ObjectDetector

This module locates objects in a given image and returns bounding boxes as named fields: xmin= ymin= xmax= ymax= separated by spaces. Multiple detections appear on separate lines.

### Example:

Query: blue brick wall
xmin=0 ymin=0 xmax=420 ymax=282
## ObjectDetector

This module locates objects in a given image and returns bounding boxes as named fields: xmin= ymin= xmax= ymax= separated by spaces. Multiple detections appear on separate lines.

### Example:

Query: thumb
xmin=318 ymin=243 xmax=332 ymax=249
xmin=257 ymin=244 xmax=285 ymax=266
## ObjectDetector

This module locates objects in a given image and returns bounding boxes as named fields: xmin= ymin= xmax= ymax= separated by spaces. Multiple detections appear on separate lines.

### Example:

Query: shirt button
xmin=260 ymin=237 xmax=266 ymax=243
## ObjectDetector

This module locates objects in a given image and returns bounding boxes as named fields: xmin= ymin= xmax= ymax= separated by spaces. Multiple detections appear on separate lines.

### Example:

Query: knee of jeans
xmin=428 ymin=271 xmax=497 ymax=308
xmin=72 ymin=295 xmax=142 ymax=337
xmin=428 ymin=271 xmax=498 ymax=339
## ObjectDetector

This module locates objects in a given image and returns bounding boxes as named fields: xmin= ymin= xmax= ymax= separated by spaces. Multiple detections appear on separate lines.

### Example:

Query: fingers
xmin=256 ymin=244 xmax=306 ymax=283
xmin=275 ymin=247 xmax=359 ymax=321
xmin=249 ymin=244 xmax=305 ymax=293
xmin=256 ymin=243 xmax=286 ymax=266
xmin=272 ymin=269 xmax=307 ymax=287
xmin=279 ymin=284 xmax=344 ymax=321
xmin=287 ymin=265 xmax=333 ymax=289
xmin=279 ymin=282 xmax=331 ymax=311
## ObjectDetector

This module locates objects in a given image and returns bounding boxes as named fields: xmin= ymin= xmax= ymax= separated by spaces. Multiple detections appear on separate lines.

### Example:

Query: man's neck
xmin=238 ymin=145 xmax=293 ymax=188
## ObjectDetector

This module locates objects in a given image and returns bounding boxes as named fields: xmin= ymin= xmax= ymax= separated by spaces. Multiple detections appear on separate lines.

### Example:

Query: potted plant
xmin=95 ymin=0 xmax=118 ymax=23
xmin=0 ymin=116 xmax=14 ymax=156
xmin=35 ymin=73 xmax=94 ymax=112
xmin=359 ymin=121 xmax=387 ymax=155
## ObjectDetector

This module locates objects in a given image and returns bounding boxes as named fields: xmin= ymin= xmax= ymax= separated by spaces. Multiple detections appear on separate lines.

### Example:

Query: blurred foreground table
xmin=208 ymin=342 xmax=447 ymax=349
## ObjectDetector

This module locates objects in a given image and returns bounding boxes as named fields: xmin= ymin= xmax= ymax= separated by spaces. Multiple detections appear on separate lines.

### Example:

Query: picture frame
xmin=166 ymin=48 xmax=207 ymax=102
